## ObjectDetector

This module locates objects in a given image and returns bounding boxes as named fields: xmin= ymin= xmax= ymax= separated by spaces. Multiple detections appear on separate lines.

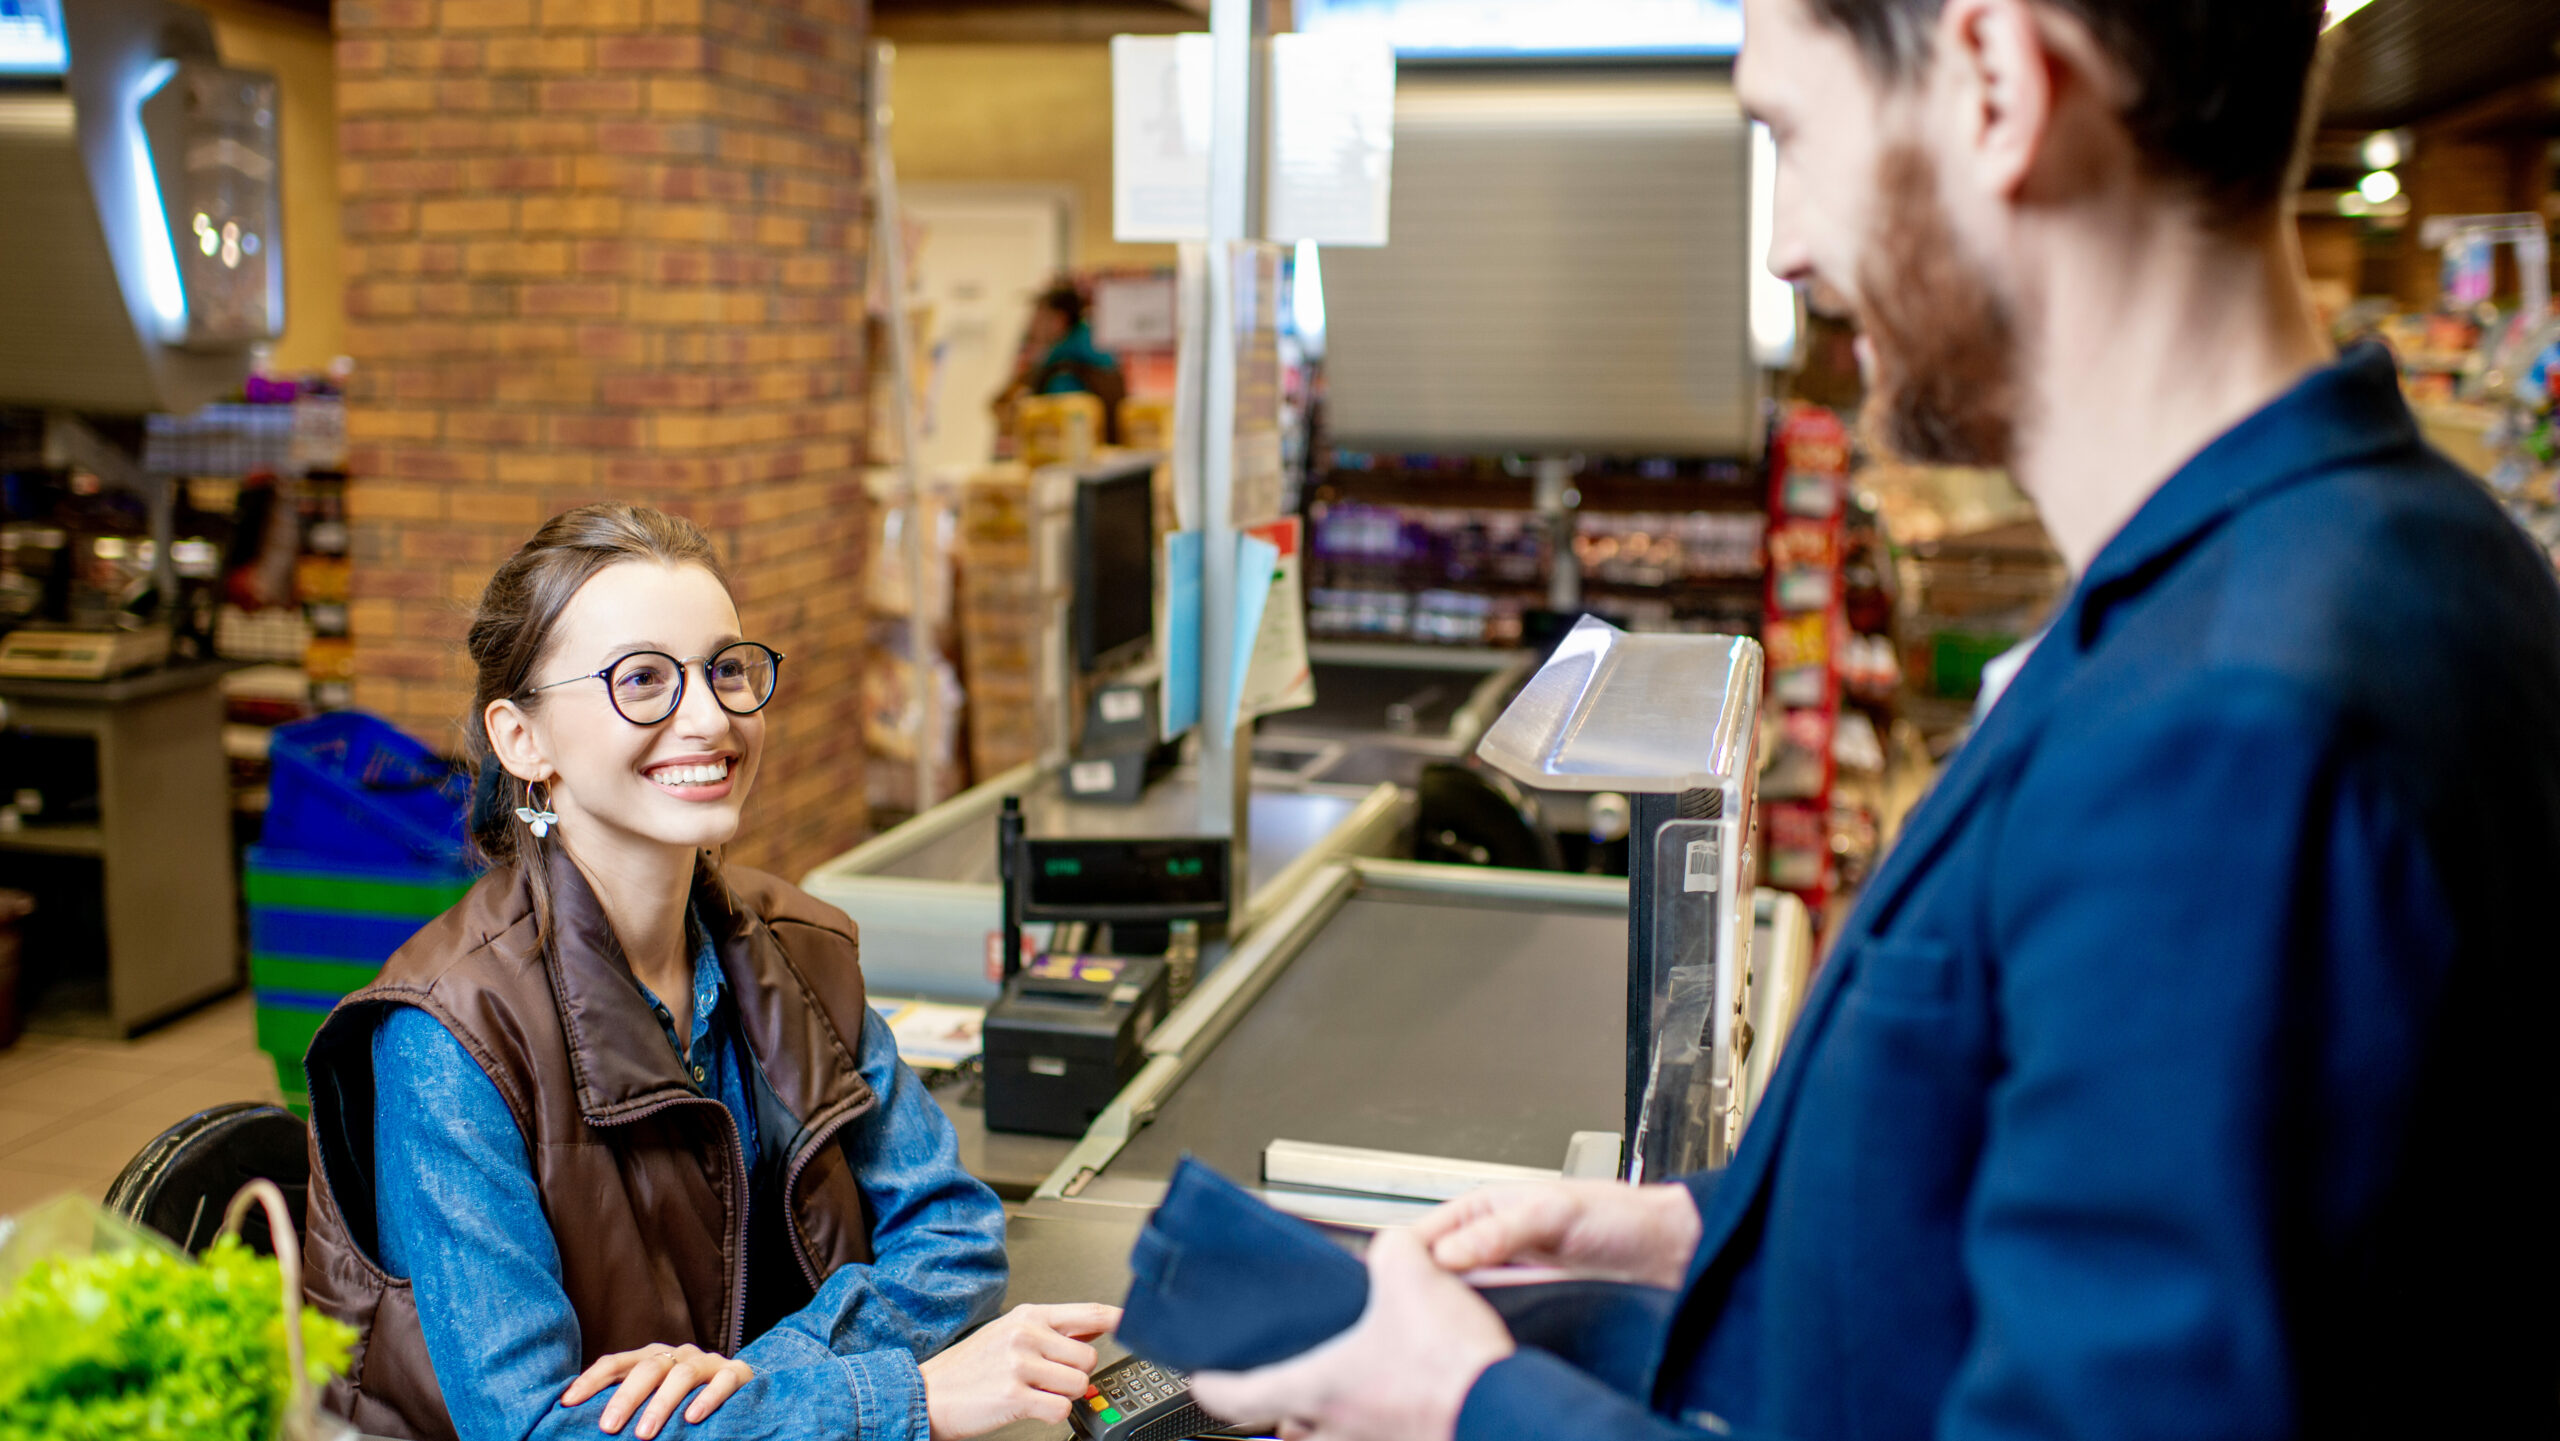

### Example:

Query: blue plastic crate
xmin=265 ymin=712 xmax=473 ymax=868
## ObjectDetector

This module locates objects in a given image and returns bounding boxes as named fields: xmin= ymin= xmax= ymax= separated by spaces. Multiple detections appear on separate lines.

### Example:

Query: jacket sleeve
xmin=1460 ymin=1350 xmax=1787 ymax=1441
xmin=373 ymin=1007 xmax=935 ymax=1441
xmin=736 ymin=1006 xmax=1010 ymax=1408
xmin=1947 ymin=671 xmax=2453 ymax=1441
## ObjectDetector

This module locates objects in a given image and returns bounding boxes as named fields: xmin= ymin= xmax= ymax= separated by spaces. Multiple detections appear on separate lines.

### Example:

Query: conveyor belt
xmin=1109 ymin=882 xmax=1626 ymax=1182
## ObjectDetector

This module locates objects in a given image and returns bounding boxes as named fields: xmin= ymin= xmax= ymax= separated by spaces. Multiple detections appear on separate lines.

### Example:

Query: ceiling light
xmin=2339 ymin=191 xmax=2372 ymax=217
xmin=2323 ymin=0 xmax=2373 ymax=31
xmin=2359 ymin=169 xmax=2402 ymax=205
xmin=2360 ymin=130 xmax=2402 ymax=171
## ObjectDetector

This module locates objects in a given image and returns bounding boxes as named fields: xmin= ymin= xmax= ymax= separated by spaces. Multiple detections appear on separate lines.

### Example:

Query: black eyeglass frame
xmin=520 ymin=641 xmax=786 ymax=726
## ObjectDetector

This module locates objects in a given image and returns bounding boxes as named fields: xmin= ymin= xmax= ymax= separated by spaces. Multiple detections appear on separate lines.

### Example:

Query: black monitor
xmin=1073 ymin=458 xmax=1156 ymax=675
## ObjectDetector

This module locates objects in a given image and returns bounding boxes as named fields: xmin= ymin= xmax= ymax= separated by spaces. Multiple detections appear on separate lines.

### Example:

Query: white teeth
xmin=647 ymin=759 xmax=729 ymax=788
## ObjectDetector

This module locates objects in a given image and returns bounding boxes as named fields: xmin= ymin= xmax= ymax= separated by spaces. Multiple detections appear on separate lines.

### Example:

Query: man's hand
xmin=561 ymin=1343 xmax=754 ymax=1439
xmin=1189 ymin=1229 xmax=1514 ymax=1441
xmin=919 ymin=1302 xmax=1122 ymax=1440
xmin=1413 ymin=1180 xmax=1704 ymax=1289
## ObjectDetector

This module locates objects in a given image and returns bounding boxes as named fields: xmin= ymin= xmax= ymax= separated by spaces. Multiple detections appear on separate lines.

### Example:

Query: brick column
xmin=337 ymin=0 xmax=873 ymax=878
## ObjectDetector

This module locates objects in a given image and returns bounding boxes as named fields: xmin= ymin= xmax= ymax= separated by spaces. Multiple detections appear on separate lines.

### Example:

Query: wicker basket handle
xmin=217 ymin=1179 xmax=314 ymax=1429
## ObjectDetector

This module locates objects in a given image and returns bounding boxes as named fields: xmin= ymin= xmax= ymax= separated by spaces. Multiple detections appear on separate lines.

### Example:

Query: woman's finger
xmin=682 ymin=1361 xmax=755 ymax=1424
xmin=1029 ymin=1301 xmax=1122 ymax=1340
xmin=1014 ymin=1354 xmax=1093 ymax=1399
xmin=599 ymin=1354 xmax=676 ymax=1433
xmin=1028 ymin=1326 xmax=1100 ymax=1376
xmin=561 ymin=1349 xmax=646 ymax=1407
xmin=632 ymin=1361 xmax=709 ymax=1440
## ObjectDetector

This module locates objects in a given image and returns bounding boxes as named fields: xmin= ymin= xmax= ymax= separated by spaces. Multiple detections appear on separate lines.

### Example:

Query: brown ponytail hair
xmin=464 ymin=504 xmax=728 ymax=872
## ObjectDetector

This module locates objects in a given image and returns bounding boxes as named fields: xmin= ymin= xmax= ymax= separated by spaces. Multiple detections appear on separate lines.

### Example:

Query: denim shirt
xmin=371 ymin=914 xmax=1007 ymax=1441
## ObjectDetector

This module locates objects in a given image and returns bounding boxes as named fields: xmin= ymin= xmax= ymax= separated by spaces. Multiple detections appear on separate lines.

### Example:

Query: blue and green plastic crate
xmin=245 ymin=848 xmax=475 ymax=1114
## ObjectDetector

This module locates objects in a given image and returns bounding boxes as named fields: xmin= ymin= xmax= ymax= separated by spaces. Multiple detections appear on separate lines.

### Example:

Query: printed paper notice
xmin=1239 ymin=517 xmax=1315 ymax=721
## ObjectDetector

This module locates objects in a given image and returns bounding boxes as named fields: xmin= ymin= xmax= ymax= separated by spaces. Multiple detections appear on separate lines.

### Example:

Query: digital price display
xmin=1023 ymin=838 xmax=1230 ymax=922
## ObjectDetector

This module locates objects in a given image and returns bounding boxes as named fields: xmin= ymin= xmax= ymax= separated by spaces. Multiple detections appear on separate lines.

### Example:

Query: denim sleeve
xmin=736 ymin=1007 xmax=1010 ymax=1424
xmin=373 ymin=1006 xmax=934 ymax=1441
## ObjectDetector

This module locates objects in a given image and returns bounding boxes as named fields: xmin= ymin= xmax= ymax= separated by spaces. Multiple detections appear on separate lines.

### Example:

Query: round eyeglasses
xmin=522 ymin=641 xmax=784 ymax=726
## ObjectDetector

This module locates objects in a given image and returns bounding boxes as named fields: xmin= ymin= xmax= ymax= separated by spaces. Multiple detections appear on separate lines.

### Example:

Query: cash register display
xmin=1024 ymin=838 xmax=1227 ymax=921
xmin=0 ymin=0 xmax=67 ymax=77
xmin=1074 ymin=463 xmax=1155 ymax=676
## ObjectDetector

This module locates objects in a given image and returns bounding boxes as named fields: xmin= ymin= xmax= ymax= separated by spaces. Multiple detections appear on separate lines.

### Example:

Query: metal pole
xmin=871 ymin=43 xmax=939 ymax=813
xmin=1196 ymin=0 xmax=1271 ymax=902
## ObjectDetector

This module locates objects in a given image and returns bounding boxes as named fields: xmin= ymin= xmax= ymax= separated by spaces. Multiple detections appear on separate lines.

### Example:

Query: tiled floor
xmin=0 ymin=991 xmax=285 ymax=1217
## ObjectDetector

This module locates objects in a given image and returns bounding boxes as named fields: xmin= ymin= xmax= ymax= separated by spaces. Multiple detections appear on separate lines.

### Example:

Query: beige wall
xmin=888 ymin=43 xmax=1176 ymax=270
xmin=199 ymin=0 xmax=343 ymax=375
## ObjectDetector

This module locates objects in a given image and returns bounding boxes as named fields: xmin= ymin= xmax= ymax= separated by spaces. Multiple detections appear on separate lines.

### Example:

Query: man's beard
xmin=1854 ymin=144 xmax=2023 ymax=469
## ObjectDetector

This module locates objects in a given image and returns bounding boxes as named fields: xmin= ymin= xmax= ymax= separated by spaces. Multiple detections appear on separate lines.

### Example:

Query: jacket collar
xmin=2071 ymin=343 xmax=2419 ymax=647
xmin=1680 ymin=346 xmax=2424 ymax=1286
xmin=539 ymin=846 xmax=868 ymax=1131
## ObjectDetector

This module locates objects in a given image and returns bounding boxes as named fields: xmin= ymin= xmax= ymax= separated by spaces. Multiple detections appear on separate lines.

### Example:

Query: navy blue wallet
xmin=1116 ymin=1156 xmax=1676 ymax=1400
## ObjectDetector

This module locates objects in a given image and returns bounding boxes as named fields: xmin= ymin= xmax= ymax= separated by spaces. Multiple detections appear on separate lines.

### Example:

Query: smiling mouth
xmin=646 ymin=757 xmax=733 ymax=789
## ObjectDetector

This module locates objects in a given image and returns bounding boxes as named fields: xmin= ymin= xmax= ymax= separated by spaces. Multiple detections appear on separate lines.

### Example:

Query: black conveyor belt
xmin=1111 ymin=884 xmax=1627 ymax=1183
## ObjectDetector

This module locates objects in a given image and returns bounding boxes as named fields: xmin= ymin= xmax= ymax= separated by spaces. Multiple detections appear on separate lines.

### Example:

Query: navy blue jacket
xmin=1460 ymin=348 xmax=2560 ymax=1440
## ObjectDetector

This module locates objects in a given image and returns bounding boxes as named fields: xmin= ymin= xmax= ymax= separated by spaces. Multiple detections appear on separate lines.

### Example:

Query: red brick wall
xmin=336 ymin=0 xmax=873 ymax=878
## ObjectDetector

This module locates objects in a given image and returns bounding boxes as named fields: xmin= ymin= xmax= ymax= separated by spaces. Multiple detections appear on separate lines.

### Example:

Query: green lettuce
xmin=0 ymin=1234 xmax=356 ymax=1441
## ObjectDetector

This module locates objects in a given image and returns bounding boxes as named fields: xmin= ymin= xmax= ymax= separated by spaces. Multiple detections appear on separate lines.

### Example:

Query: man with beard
xmin=1188 ymin=0 xmax=2560 ymax=1438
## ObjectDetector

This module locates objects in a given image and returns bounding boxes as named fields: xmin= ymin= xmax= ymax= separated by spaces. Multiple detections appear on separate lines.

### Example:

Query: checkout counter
xmin=801 ymin=758 xmax=1408 ymax=1196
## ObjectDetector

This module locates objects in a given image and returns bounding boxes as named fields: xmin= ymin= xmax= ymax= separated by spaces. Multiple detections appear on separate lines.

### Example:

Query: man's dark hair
xmin=1806 ymin=0 xmax=2327 ymax=222
xmin=1038 ymin=283 xmax=1087 ymax=329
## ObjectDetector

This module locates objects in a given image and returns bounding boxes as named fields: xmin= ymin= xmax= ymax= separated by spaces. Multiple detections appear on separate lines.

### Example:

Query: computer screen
xmin=1075 ymin=460 xmax=1157 ymax=675
xmin=0 ymin=0 xmax=68 ymax=77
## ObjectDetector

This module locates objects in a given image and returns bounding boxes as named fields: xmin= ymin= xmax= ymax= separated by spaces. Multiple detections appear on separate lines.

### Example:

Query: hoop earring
xmin=515 ymin=781 xmax=560 ymax=840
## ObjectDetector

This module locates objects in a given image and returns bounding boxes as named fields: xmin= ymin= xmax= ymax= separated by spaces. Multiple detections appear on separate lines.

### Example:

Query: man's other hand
xmin=1414 ymin=1179 xmax=1704 ymax=1289
xmin=1189 ymin=1229 xmax=1513 ymax=1441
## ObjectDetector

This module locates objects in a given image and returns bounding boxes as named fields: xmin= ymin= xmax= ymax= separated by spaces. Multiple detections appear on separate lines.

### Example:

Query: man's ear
xmin=1934 ymin=0 xmax=2055 ymax=203
xmin=484 ymin=698 xmax=553 ymax=786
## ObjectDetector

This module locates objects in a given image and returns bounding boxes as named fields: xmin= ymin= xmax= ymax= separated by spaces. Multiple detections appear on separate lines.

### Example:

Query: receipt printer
xmin=983 ymin=953 xmax=1170 ymax=1137
xmin=982 ymin=794 xmax=1224 ymax=1136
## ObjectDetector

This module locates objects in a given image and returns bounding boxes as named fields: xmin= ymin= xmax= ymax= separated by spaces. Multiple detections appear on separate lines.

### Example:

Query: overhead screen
xmin=0 ymin=0 xmax=68 ymax=75
xmin=1319 ymin=67 xmax=1758 ymax=457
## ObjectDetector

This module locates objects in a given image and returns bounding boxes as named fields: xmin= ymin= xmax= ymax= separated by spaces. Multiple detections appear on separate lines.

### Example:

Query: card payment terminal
xmin=1070 ymin=1354 xmax=1252 ymax=1441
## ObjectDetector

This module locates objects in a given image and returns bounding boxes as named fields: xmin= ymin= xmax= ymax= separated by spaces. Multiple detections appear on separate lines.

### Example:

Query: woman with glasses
xmin=298 ymin=505 xmax=1118 ymax=1441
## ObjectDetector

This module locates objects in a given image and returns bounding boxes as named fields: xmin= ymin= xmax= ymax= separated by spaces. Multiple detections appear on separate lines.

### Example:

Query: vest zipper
xmin=779 ymin=1099 xmax=871 ymax=1291
xmin=593 ymin=1092 xmax=754 ymax=1353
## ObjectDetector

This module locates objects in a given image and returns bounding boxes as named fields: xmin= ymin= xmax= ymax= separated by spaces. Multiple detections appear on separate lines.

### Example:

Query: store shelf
xmin=0 ymin=823 xmax=106 ymax=856
xmin=1307 ymin=640 xmax=1523 ymax=671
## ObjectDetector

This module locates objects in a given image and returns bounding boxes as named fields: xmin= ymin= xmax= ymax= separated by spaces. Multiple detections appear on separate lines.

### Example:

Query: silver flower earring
xmin=515 ymin=782 xmax=559 ymax=840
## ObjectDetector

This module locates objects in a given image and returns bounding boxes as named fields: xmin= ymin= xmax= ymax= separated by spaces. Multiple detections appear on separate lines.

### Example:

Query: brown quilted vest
xmin=298 ymin=848 xmax=881 ymax=1440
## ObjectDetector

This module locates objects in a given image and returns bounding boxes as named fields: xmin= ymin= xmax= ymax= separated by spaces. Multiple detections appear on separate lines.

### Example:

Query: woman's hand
xmin=561 ymin=1343 xmax=756 ymax=1439
xmin=919 ymin=1302 xmax=1123 ymax=1440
